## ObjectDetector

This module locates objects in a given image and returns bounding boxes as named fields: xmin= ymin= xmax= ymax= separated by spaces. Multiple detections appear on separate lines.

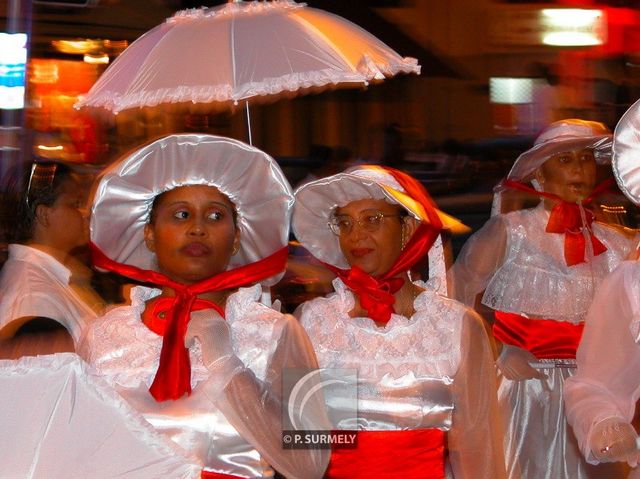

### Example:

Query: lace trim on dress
xmin=300 ymin=279 xmax=463 ymax=380
xmin=482 ymin=207 xmax=632 ymax=323
xmin=483 ymin=262 xmax=605 ymax=323
xmin=87 ymin=287 xmax=202 ymax=389
xmin=77 ymin=59 xmax=419 ymax=114
xmin=85 ymin=285 xmax=281 ymax=389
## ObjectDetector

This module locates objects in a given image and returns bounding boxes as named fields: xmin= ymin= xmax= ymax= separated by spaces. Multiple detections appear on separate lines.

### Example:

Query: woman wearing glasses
xmin=292 ymin=165 xmax=506 ymax=479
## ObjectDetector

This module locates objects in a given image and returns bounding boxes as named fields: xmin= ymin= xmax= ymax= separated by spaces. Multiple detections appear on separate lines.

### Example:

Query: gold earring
xmin=232 ymin=243 xmax=240 ymax=255
xmin=401 ymin=224 xmax=407 ymax=249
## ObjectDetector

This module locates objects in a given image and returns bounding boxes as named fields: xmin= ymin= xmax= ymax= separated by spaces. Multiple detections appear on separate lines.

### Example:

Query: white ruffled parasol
xmin=75 ymin=0 xmax=420 ymax=116
xmin=0 ymin=354 xmax=201 ymax=478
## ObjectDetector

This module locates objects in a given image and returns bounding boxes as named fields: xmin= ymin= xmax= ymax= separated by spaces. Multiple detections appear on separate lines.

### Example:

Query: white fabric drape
xmin=564 ymin=261 xmax=640 ymax=475
xmin=297 ymin=278 xmax=507 ymax=478
xmin=81 ymin=284 xmax=328 ymax=478
xmin=0 ymin=353 xmax=201 ymax=478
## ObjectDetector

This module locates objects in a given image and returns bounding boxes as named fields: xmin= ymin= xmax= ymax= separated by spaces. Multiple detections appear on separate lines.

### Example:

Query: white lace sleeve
xmin=200 ymin=314 xmax=330 ymax=478
xmin=564 ymin=261 xmax=640 ymax=464
xmin=449 ymin=215 xmax=507 ymax=308
xmin=448 ymin=309 xmax=508 ymax=479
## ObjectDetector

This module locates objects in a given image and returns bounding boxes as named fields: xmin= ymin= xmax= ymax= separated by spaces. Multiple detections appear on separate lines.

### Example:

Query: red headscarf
xmin=91 ymin=243 xmax=288 ymax=402
xmin=324 ymin=167 xmax=443 ymax=324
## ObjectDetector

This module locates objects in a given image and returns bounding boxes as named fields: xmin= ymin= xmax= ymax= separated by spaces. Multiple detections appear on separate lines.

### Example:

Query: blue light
xmin=0 ymin=32 xmax=27 ymax=109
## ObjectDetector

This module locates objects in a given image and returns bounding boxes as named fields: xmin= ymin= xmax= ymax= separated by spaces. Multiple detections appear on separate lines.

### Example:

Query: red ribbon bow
xmin=325 ymin=167 xmax=443 ymax=324
xmin=90 ymin=243 xmax=288 ymax=402
xmin=142 ymin=297 xmax=222 ymax=336
xmin=333 ymin=265 xmax=406 ymax=324
xmin=501 ymin=179 xmax=613 ymax=266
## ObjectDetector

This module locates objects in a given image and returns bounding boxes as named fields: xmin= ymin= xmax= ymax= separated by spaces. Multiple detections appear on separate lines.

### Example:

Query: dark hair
xmin=1 ymin=162 xmax=76 ymax=243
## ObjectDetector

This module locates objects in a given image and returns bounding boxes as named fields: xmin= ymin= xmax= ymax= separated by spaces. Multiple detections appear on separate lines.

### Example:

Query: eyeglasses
xmin=328 ymin=210 xmax=404 ymax=236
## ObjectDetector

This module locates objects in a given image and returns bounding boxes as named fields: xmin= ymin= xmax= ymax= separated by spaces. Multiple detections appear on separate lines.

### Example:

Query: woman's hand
xmin=589 ymin=417 xmax=639 ymax=465
xmin=496 ymin=344 xmax=547 ymax=381
xmin=185 ymin=314 xmax=234 ymax=370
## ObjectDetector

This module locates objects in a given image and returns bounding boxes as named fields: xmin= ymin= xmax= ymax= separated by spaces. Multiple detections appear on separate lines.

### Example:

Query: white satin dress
xmin=451 ymin=204 xmax=634 ymax=479
xmin=80 ymin=284 xmax=328 ymax=478
xmin=297 ymin=278 xmax=507 ymax=479
xmin=564 ymin=261 xmax=640 ymax=477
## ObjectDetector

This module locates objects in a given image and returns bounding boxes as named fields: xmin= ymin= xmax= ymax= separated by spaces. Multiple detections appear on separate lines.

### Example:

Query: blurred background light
xmin=83 ymin=54 xmax=109 ymax=65
xmin=53 ymin=39 xmax=103 ymax=55
xmin=0 ymin=33 xmax=28 ymax=110
xmin=489 ymin=78 xmax=534 ymax=105
xmin=541 ymin=9 xmax=605 ymax=46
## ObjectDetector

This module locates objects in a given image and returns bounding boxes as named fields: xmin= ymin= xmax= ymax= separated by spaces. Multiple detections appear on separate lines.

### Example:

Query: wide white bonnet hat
xmin=613 ymin=98 xmax=640 ymax=206
xmin=292 ymin=165 xmax=466 ymax=270
xmin=507 ymin=119 xmax=612 ymax=182
xmin=91 ymin=134 xmax=294 ymax=284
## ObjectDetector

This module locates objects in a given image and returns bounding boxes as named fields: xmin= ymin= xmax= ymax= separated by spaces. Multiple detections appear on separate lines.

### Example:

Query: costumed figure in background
xmin=292 ymin=165 xmax=506 ymax=479
xmin=0 ymin=161 xmax=104 ymax=357
xmin=564 ymin=99 xmax=640 ymax=477
xmin=450 ymin=119 xmax=635 ymax=479
xmin=80 ymin=134 xmax=329 ymax=478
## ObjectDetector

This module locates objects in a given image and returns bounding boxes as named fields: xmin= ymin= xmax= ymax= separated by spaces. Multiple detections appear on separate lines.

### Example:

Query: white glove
xmin=496 ymin=344 xmax=546 ymax=381
xmin=589 ymin=417 xmax=639 ymax=465
xmin=185 ymin=312 xmax=242 ymax=391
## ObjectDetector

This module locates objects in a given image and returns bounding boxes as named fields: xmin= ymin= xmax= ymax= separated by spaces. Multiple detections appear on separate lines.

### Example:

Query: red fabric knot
xmin=338 ymin=266 xmax=405 ymax=324
xmin=325 ymin=167 xmax=443 ymax=324
xmin=90 ymin=243 xmax=288 ymax=402
xmin=142 ymin=297 xmax=223 ymax=336
xmin=545 ymin=201 xmax=607 ymax=266
xmin=501 ymin=178 xmax=613 ymax=266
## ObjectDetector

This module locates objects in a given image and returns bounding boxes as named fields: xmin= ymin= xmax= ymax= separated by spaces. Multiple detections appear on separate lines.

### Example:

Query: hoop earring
xmin=232 ymin=243 xmax=240 ymax=255
xmin=400 ymin=223 xmax=407 ymax=250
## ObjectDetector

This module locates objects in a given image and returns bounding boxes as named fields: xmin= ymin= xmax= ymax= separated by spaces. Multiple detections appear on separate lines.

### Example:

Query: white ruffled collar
xmin=128 ymin=283 xmax=263 ymax=321
xmin=329 ymin=277 xmax=432 ymax=333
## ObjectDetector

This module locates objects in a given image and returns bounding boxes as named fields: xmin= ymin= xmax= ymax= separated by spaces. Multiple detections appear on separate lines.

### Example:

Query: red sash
xmin=325 ymin=430 xmax=446 ymax=479
xmin=201 ymin=471 xmax=244 ymax=479
xmin=493 ymin=311 xmax=584 ymax=359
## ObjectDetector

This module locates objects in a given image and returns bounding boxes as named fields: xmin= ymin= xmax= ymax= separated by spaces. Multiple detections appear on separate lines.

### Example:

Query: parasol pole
xmin=245 ymin=100 xmax=253 ymax=145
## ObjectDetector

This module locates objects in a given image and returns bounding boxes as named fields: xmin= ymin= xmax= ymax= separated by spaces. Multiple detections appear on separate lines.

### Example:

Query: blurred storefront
xmin=487 ymin=3 xmax=640 ymax=135
xmin=1 ymin=1 xmax=640 ymax=171
xmin=28 ymin=57 xmax=104 ymax=163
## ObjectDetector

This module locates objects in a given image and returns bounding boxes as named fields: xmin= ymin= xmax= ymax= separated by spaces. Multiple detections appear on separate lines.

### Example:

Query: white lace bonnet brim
xmin=90 ymin=134 xmax=294 ymax=285
xmin=507 ymin=120 xmax=612 ymax=182
xmin=292 ymin=165 xmax=467 ymax=269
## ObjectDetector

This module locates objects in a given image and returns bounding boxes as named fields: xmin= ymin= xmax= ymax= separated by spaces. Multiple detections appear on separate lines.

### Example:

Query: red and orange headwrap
xmin=292 ymin=165 xmax=466 ymax=323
